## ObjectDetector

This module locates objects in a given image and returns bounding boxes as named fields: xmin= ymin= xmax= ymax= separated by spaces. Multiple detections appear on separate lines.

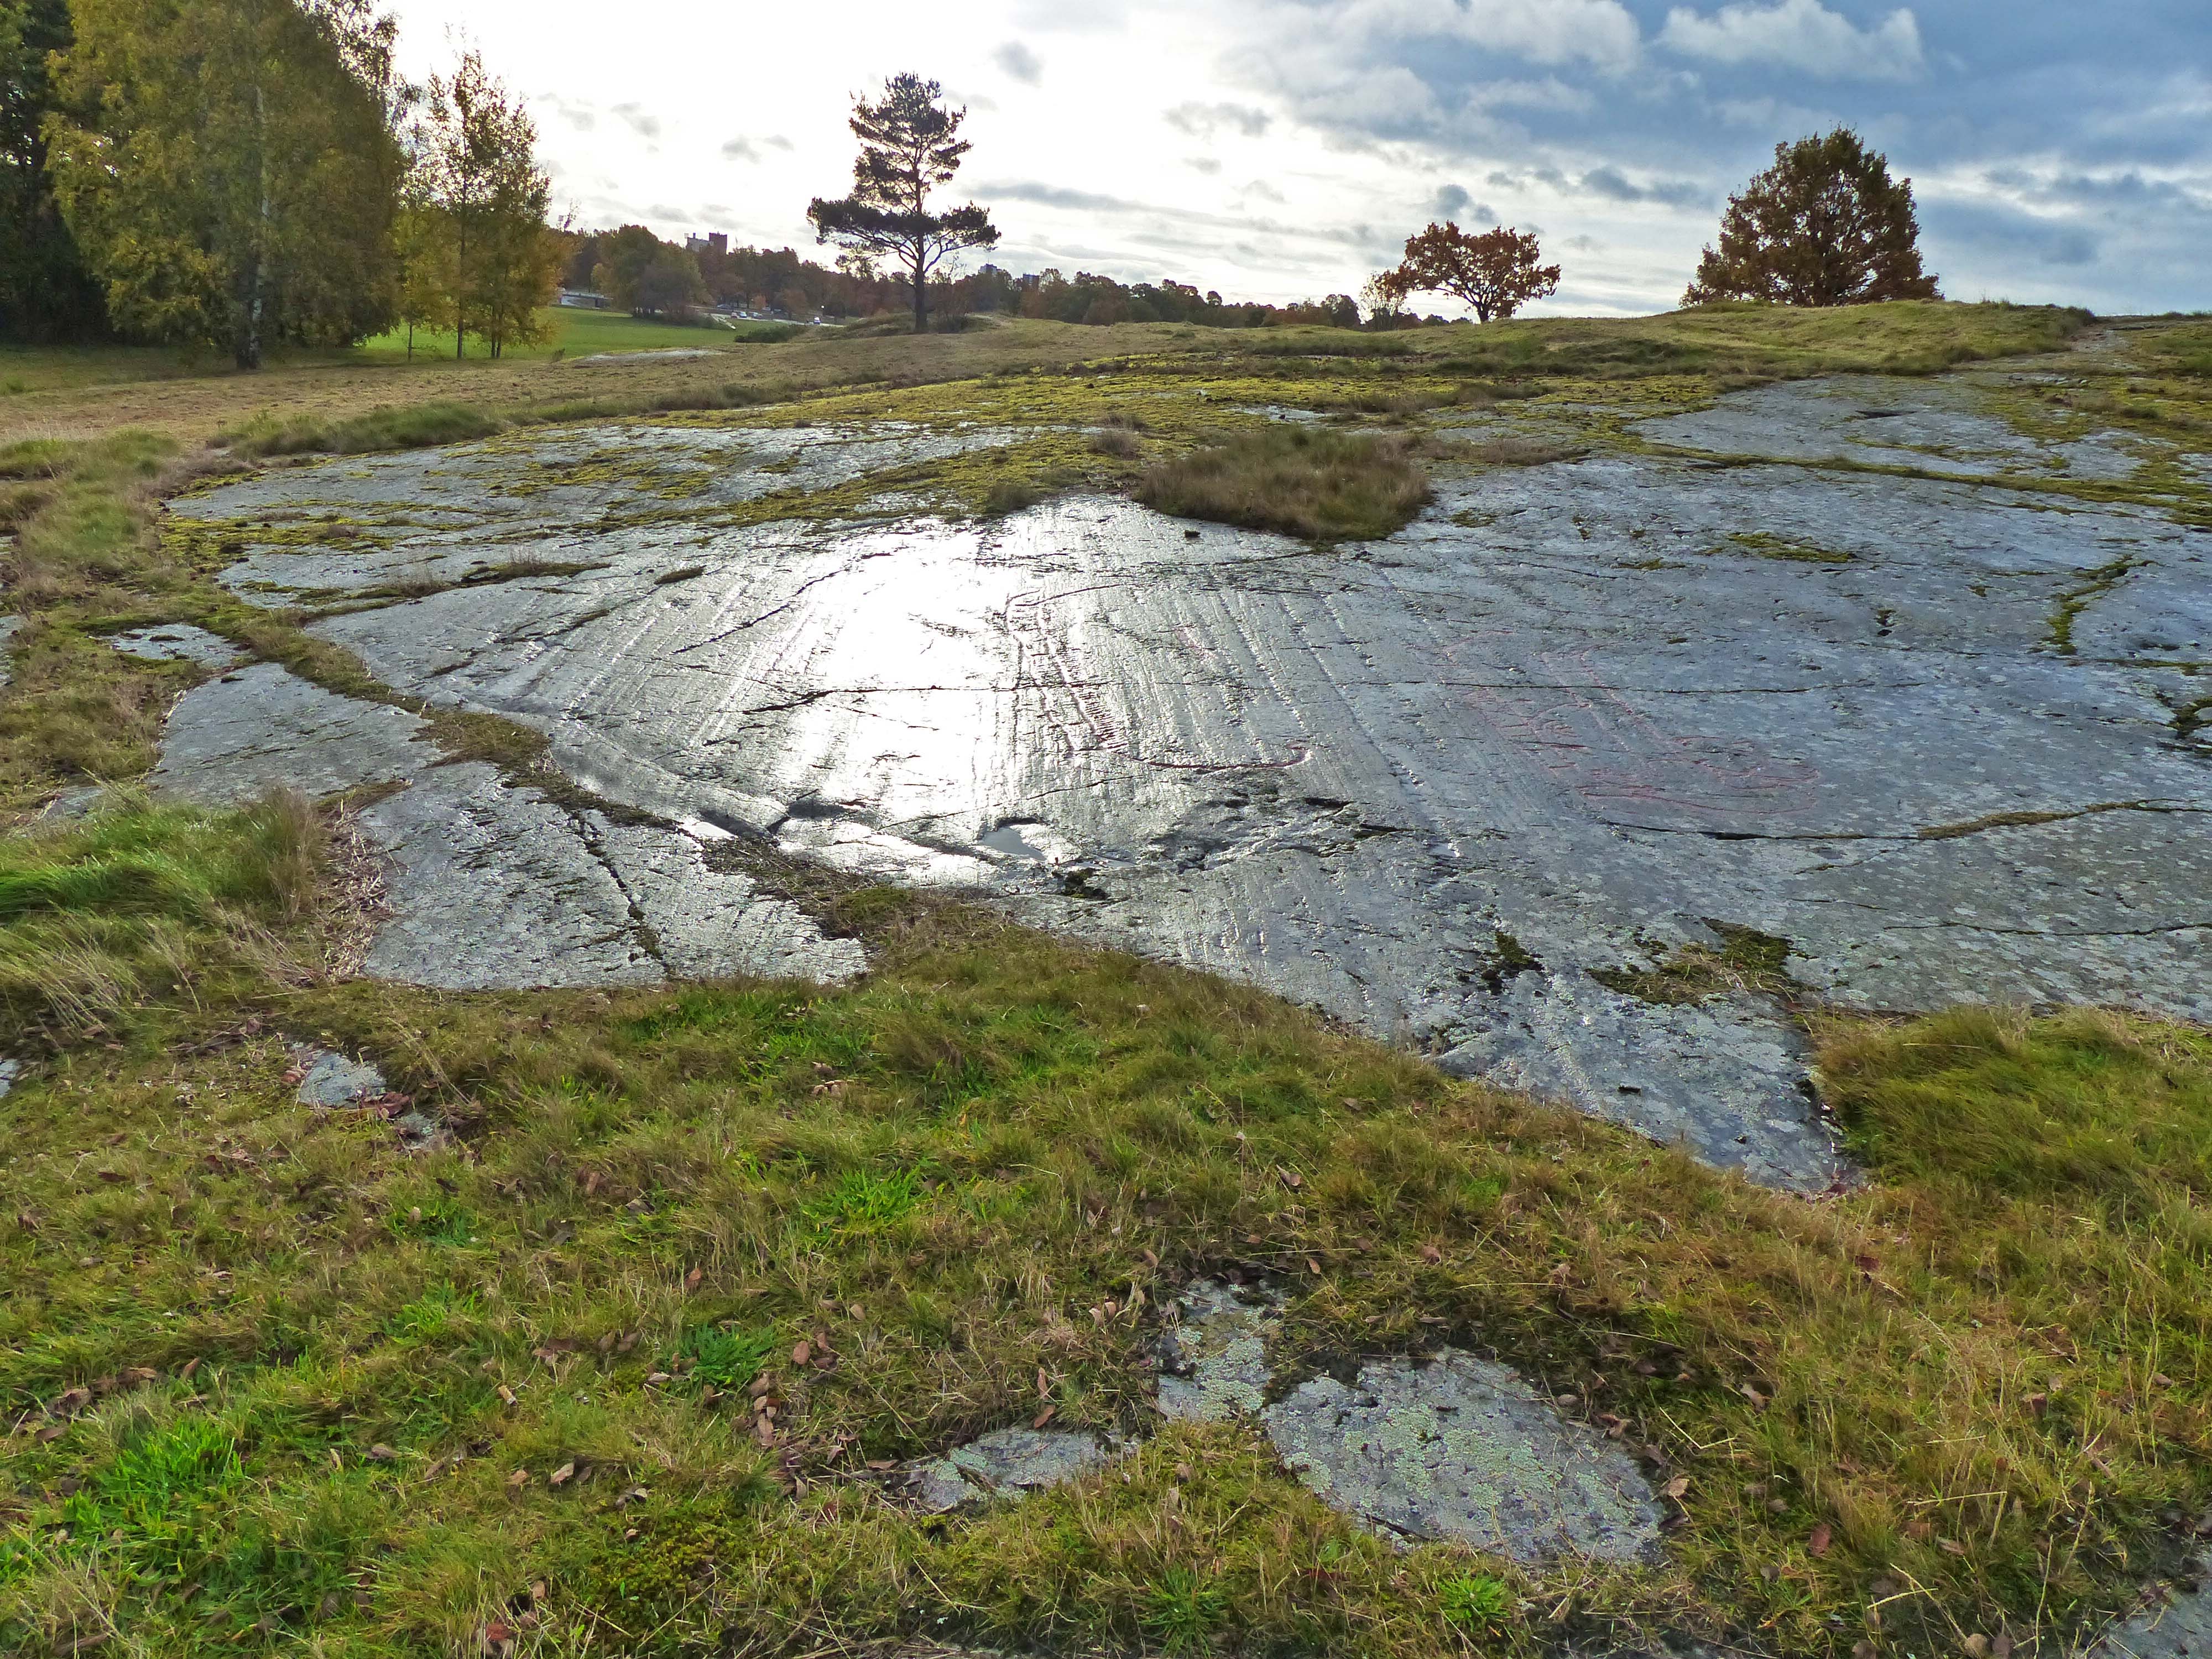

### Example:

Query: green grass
xmin=3 ymin=299 xmax=2210 ymax=1659
xmin=3 ymin=875 xmax=2210 ymax=1657
xmin=353 ymin=305 xmax=732 ymax=364
xmin=1136 ymin=424 xmax=1432 ymax=541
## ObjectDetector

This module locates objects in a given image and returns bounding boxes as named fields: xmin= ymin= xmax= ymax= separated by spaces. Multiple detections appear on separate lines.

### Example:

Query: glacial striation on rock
xmin=160 ymin=377 xmax=2212 ymax=1188
xmin=146 ymin=660 xmax=864 ymax=991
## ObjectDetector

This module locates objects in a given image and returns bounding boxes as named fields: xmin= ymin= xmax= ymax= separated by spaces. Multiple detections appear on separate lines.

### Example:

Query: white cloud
xmin=1343 ymin=0 xmax=1642 ymax=72
xmin=1658 ymin=0 xmax=1924 ymax=82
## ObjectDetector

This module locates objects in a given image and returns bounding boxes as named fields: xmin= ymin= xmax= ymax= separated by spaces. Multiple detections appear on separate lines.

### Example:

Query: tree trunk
xmin=240 ymin=83 xmax=270 ymax=371
xmin=911 ymin=246 xmax=927 ymax=333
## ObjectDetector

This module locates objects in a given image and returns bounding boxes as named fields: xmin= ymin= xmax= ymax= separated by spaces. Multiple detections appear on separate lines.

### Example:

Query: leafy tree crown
xmin=1376 ymin=223 xmax=1561 ymax=324
xmin=1684 ymin=127 xmax=1939 ymax=308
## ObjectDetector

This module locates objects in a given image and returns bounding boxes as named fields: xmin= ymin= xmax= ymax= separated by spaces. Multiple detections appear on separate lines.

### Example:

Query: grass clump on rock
xmin=1138 ymin=423 xmax=1431 ymax=542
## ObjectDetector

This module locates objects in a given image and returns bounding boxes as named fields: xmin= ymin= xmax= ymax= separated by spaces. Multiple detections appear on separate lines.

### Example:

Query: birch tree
xmin=45 ymin=0 xmax=404 ymax=367
xmin=415 ymin=52 xmax=556 ymax=359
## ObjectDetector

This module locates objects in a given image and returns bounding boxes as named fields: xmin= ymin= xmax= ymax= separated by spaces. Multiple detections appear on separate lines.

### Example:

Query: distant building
xmin=557 ymin=289 xmax=609 ymax=309
xmin=685 ymin=232 xmax=728 ymax=258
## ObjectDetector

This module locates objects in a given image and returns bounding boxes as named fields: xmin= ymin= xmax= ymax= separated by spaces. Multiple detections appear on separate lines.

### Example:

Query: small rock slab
xmin=108 ymin=624 xmax=247 ymax=669
xmin=2083 ymin=1534 xmax=2212 ymax=1659
xmin=153 ymin=661 xmax=429 ymax=804
xmin=1156 ymin=1279 xmax=1280 ymax=1422
xmin=0 ymin=1057 xmax=22 ymax=1099
xmin=1159 ymin=1279 xmax=1664 ymax=1565
xmin=1267 ymin=1352 xmax=1663 ymax=1562
xmin=0 ymin=616 xmax=19 ymax=686
xmin=292 ymin=1047 xmax=387 ymax=1108
xmin=907 ymin=1427 xmax=1114 ymax=1512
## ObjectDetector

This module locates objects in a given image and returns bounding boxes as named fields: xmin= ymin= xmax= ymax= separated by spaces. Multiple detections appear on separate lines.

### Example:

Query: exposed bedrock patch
xmin=2084 ymin=1528 xmax=2212 ymax=1659
xmin=148 ymin=663 xmax=862 ymax=990
xmin=290 ymin=1047 xmax=387 ymax=1108
xmin=1159 ymin=1280 xmax=1663 ymax=1563
xmin=108 ymin=623 xmax=247 ymax=669
xmin=906 ymin=1427 xmax=1119 ymax=1513
xmin=166 ymin=379 xmax=2212 ymax=1187
xmin=0 ymin=614 xmax=21 ymax=686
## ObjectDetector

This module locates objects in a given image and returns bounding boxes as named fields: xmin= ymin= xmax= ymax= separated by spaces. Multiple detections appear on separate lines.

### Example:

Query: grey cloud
xmin=989 ymin=181 xmax=1146 ymax=214
xmin=1165 ymin=101 xmax=1272 ymax=139
xmin=1187 ymin=156 xmax=1223 ymax=175
xmin=539 ymin=95 xmax=596 ymax=133
xmin=721 ymin=134 xmax=792 ymax=163
xmin=1428 ymin=184 xmax=1498 ymax=222
xmin=994 ymin=40 xmax=1044 ymax=84
xmin=611 ymin=104 xmax=662 ymax=141
xmin=1580 ymin=165 xmax=1709 ymax=208
xmin=1241 ymin=179 xmax=1287 ymax=204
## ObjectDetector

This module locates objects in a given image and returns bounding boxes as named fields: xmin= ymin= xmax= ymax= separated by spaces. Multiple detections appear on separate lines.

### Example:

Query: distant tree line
xmin=1 ymin=0 xmax=555 ymax=363
xmin=558 ymin=225 xmax=1399 ymax=333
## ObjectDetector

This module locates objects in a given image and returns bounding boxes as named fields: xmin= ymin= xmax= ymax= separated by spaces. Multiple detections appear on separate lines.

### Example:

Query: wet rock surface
xmin=163 ymin=383 xmax=2212 ymax=1186
xmin=108 ymin=623 xmax=247 ymax=669
xmin=906 ymin=1427 xmax=1116 ymax=1512
xmin=1159 ymin=1280 xmax=1663 ymax=1563
xmin=149 ymin=660 xmax=863 ymax=990
xmin=0 ymin=1057 xmax=21 ymax=1099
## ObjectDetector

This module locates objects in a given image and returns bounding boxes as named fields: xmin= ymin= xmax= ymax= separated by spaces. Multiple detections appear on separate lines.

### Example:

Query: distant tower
xmin=686 ymin=232 xmax=728 ymax=257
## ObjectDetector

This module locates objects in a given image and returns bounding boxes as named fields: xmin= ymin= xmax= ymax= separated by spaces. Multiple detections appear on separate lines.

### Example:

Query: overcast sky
xmin=385 ymin=0 xmax=2210 ymax=317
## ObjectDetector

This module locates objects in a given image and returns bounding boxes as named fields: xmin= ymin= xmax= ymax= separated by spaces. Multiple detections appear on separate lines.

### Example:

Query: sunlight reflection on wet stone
xmin=164 ymin=380 xmax=2212 ymax=1188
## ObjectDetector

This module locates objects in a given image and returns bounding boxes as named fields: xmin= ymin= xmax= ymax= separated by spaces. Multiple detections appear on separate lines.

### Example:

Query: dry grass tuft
xmin=1137 ymin=424 xmax=1432 ymax=542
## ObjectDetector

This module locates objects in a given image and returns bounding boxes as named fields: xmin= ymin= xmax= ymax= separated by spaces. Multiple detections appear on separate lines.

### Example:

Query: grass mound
xmin=0 ymin=794 xmax=331 ymax=1041
xmin=1137 ymin=425 xmax=1431 ymax=542
xmin=221 ymin=402 xmax=509 ymax=460
xmin=2 ymin=858 xmax=2210 ymax=1656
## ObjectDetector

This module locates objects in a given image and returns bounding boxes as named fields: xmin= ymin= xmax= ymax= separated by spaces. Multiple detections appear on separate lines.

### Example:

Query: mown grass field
xmin=3 ymin=302 xmax=2211 ymax=1659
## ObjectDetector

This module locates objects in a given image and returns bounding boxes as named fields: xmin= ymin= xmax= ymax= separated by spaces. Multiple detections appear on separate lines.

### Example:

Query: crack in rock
xmin=162 ymin=368 xmax=2212 ymax=1190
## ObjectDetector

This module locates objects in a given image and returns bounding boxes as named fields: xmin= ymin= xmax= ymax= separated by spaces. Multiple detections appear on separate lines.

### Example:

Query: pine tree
xmin=45 ymin=0 xmax=405 ymax=367
xmin=1685 ymin=129 xmax=1939 ymax=308
xmin=807 ymin=74 xmax=998 ymax=332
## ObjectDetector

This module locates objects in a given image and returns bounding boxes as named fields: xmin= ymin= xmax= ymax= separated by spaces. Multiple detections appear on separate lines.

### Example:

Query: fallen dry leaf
xmin=1963 ymin=1636 xmax=1990 ymax=1659
xmin=791 ymin=1340 xmax=812 ymax=1367
xmin=1420 ymin=1242 xmax=1443 ymax=1264
xmin=1033 ymin=1404 xmax=1057 ymax=1429
xmin=367 ymin=1444 xmax=397 ymax=1462
xmin=507 ymin=1469 xmax=529 ymax=1490
xmin=1808 ymin=1522 xmax=1833 ymax=1557
xmin=1277 ymin=1167 xmax=1303 ymax=1190
xmin=549 ymin=1461 xmax=575 ymax=1487
xmin=684 ymin=1266 xmax=703 ymax=1291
